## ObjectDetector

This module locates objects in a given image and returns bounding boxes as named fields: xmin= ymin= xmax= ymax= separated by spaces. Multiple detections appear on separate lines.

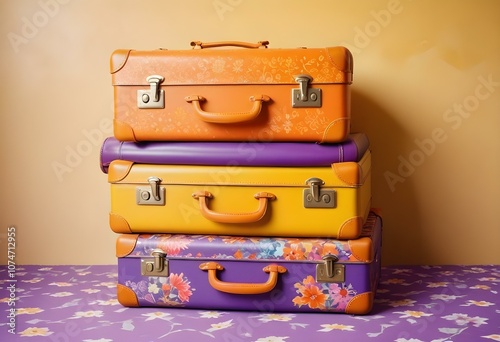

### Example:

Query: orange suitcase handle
xmin=192 ymin=191 xmax=276 ymax=223
xmin=199 ymin=262 xmax=286 ymax=294
xmin=190 ymin=40 xmax=269 ymax=49
xmin=185 ymin=95 xmax=270 ymax=123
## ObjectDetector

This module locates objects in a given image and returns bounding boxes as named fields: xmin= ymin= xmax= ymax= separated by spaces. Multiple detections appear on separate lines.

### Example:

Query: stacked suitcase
xmin=100 ymin=41 xmax=382 ymax=314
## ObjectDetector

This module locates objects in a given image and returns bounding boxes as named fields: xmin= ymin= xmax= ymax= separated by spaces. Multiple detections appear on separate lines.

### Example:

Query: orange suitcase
xmin=110 ymin=41 xmax=353 ymax=143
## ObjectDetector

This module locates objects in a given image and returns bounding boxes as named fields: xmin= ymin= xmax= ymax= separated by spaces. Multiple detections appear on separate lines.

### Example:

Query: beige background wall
xmin=1 ymin=0 xmax=499 ymax=266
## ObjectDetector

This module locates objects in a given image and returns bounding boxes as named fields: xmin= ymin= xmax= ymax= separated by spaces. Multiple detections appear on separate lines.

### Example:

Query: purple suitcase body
xmin=100 ymin=133 xmax=369 ymax=173
xmin=116 ymin=211 xmax=381 ymax=314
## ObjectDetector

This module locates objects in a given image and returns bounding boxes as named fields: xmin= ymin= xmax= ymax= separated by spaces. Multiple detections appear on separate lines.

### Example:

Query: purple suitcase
xmin=100 ymin=133 xmax=369 ymax=173
xmin=116 ymin=211 xmax=382 ymax=314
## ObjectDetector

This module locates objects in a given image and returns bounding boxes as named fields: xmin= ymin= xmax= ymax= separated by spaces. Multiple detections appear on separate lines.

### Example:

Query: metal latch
xmin=137 ymin=75 xmax=165 ymax=109
xmin=316 ymin=255 xmax=345 ymax=283
xmin=292 ymin=74 xmax=322 ymax=108
xmin=141 ymin=249 xmax=169 ymax=276
xmin=136 ymin=176 xmax=165 ymax=205
xmin=303 ymin=177 xmax=336 ymax=208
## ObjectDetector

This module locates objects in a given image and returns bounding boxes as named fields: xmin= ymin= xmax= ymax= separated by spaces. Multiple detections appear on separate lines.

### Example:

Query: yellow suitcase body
xmin=108 ymin=150 xmax=371 ymax=239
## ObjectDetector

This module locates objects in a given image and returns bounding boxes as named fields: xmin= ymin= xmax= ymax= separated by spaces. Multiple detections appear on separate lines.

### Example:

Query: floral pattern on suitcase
xmin=125 ymin=272 xmax=358 ymax=310
xmin=175 ymin=51 xmax=349 ymax=84
xmin=293 ymin=276 xmax=357 ymax=311
xmin=124 ymin=274 xmax=195 ymax=307
xmin=132 ymin=234 xmax=357 ymax=262
xmin=126 ymin=234 xmax=369 ymax=309
xmin=121 ymin=213 xmax=379 ymax=310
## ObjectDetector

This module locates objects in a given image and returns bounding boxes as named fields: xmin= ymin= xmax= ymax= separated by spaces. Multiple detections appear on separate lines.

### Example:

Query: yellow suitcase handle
xmin=190 ymin=40 xmax=269 ymax=49
xmin=192 ymin=191 xmax=276 ymax=223
xmin=185 ymin=95 xmax=270 ymax=123
xmin=199 ymin=262 xmax=286 ymax=294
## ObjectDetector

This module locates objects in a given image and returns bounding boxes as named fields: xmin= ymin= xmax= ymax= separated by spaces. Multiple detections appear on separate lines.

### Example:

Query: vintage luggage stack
xmin=101 ymin=41 xmax=382 ymax=314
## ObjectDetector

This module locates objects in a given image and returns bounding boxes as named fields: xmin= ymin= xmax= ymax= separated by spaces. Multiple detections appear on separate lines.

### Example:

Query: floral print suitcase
xmin=116 ymin=211 xmax=382 ymax=314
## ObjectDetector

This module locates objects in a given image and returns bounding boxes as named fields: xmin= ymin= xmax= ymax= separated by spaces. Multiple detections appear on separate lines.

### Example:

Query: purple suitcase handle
xmin=99 ymin=133 xmax=369 ymax=173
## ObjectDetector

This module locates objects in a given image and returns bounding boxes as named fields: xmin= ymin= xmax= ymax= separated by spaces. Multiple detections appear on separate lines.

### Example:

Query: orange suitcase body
xmin=110 ymin=41 xmax=353 ymax=143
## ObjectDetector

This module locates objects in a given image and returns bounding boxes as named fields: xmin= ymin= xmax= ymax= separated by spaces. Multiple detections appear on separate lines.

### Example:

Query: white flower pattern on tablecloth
xmin=318 ymin=323 xmax=355 ymax=332
xmin=441 ymin=313 xmax=488 ymax=327
xmin=207 ymin=319 xmax=234 ymax=332
xmin=254 ymin=337 xmax=289 ymax=342
xmin=0 ymin=265 xmax=497 ymax=341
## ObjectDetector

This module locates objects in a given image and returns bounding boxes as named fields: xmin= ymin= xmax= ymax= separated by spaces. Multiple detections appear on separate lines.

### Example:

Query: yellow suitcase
xmin=108 ymin=150 xmax=371 ymax=239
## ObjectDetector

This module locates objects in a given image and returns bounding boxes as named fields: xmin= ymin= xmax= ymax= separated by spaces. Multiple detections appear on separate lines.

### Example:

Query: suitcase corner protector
xmin=332 ymin=159 xmax=362 ymax=186
xmin=108 ymin=159 xmax=134 ymax=183
xmin=113 ymin=119 xmax=137 ymax=142
xmin=109 ymin=213 xmax=132 ymax=233
xmin=110 ymin=49 xmax=132 ymax=74
xmin=116 ymin=234 xmax=139 ymax=257
xmin=337 ymin=216 xmax=363 ymax=240
xmin=117 ymin=283 xmax=139 ymax=307
xmin=326 ymin=46 xmax=354 ymax=74
xmin=345 ymin=292 xmax=374 ymax=315
xmin=321 ymin=117 xmax=350 ymax=144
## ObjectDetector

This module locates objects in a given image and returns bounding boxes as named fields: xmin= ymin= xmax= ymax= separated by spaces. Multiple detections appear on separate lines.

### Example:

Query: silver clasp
xmin=296 ymin=74 xmax=311 ymax=101
xmin=141 ymin=249 xmax=169 ymax=276
xmin=148 ymin=176 xmax=162 ymax=201
xmin=136 ymin=176 xmax=165 ymax=205
xmin=138 ymin=75 xmax=165 ymax=109
xmin=292 ymin=74 xmax=322 ymax=108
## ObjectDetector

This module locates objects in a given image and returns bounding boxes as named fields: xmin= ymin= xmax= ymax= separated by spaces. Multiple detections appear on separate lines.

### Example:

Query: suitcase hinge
xmin=137 ymin=75 xmax=165 ymax=109
xmin=316 ymin=254 xmax=345 ymax=283
xmin=141 ymin=249 xmax=169 ymax=276
xmin=136 ymin=176 xmax=165 ymax=205
xmin=292 ymin=74 xmax=322 ymax=108
xmin=303 ymin=177 xmax=336 ymax=208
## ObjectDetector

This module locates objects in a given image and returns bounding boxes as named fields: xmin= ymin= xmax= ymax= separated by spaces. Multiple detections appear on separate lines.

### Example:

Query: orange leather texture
xmin=345 ymin=292 xmax=373 ymax=315
xmin=338 ymin=216 xmax=364 ymax=240
xmin=107 ymin=160 xmax=133 ymax=183
xmin=113 ymin=120 xmax=137 ymax=142
xmin=332 ymin=146 xmax=370 ymax=186
xmin=110 ymin=46 xmax=353 ymax=83
xmin=109 ymin=213 xmax=132 ymax=234
xmin=185 ymin=95 xmax=270 ymax=123
xmin=199 ymin=262 xmax=287 ymax=295
xmin=192 ymin=191 xmax=276 ymax=224
xmin=116 ymin=284 xmax=139 ymax=307
xmin=110 ymin=44 xmax=353 ymax=142
xmin=348 ymin=236 xmax=373 ymax=262
xmin=115 ymin=234 xmax=139 ymax=258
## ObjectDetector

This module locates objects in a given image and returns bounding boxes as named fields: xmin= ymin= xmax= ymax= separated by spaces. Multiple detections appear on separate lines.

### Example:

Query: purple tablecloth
xmin=1 ymin=265 xmax=499 ymax=341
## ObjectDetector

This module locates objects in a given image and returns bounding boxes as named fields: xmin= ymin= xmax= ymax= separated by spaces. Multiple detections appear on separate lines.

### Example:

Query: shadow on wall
xmin=351 ymin=89 xmax=424 ymax=266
